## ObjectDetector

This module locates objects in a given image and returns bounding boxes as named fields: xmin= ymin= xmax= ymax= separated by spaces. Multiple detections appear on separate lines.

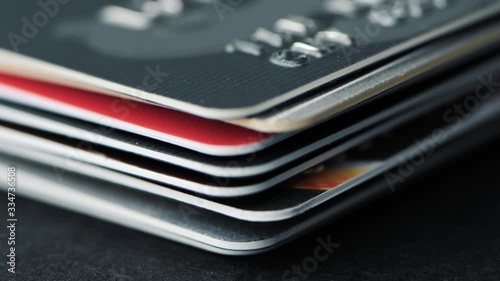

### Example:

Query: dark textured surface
xmin=1 ymin=135 xmax=500 ymax=280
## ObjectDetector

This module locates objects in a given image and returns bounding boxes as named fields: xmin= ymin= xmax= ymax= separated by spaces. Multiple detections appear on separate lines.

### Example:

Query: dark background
xmin=1 ymin=130 xmax=500 ymax=281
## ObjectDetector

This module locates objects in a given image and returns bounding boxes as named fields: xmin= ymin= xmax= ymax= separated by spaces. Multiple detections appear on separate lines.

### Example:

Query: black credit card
xmin=1 ymin=0 xmax=498 ymax=119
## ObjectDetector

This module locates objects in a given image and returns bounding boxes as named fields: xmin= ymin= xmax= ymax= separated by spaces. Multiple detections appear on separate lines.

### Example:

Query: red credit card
xmin=0 ymin=74 xmax=282 ymax=156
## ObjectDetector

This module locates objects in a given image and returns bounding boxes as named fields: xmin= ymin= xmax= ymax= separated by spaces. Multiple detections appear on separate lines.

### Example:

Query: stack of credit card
xmin=1 ymin=0 xmax=500 ymax=255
